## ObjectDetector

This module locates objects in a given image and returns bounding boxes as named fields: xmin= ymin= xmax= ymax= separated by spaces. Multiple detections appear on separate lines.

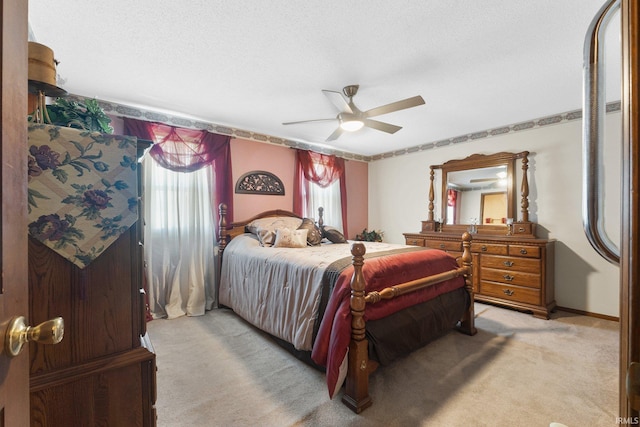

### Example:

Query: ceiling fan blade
xmin=363 ymin=118 xmax=402 ymax=134
xmin=322 ymin=90 xmax=353 ymax=114
xmin=364 ymin=95 xmax=425 ymax=118
xmin=282 ymin=118 xmax=337 ymax=125
xmin=325 ymin=127 xmax=344 ymax=141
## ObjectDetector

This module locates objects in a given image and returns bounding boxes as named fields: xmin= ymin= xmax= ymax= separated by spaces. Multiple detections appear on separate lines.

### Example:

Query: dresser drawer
xmin=425 ymin=240 xmax=462 ymax=252
xmin=481 ymin=268 xmax=541 ymax=288
xmin=512 ymin=222 xmax=534 ymax=236
xmin=405 ymin=237 xmax=425 ymax=246
xmin=480 ymin=281 xmax=541 ymax=305
xmin=471 ymin=242 xmax=507 ymax=255
xmin=508 ymin=245 xmax=541 ymax=258
xmin=481 ymin=255 xmax=541 ymax=274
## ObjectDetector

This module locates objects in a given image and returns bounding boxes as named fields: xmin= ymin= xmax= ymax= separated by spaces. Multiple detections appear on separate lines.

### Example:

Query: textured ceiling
xmin=28 ymin=1 xmax=621 ymax=157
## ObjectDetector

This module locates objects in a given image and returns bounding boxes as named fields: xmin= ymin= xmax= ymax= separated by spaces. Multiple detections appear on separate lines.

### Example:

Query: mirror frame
xmin=424 ymin=151 xmax=531 ymax=236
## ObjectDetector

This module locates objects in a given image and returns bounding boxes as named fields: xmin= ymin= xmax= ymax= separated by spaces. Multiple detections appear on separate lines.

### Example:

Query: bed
xmin=216 ymin=204 xmax=475 ymax=413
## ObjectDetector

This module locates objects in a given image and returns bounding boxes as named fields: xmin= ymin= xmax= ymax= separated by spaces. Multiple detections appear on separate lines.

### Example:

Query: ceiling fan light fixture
xmin=340 ymin=119 xmax=364 ymax=132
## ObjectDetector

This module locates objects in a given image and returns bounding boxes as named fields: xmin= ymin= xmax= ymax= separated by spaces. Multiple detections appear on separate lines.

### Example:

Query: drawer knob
xmin=481 ymin=245 xmax=487 ymax=252
xmin=439 ymin=243 xmax=445 ymax=249
xmin=518 ymin=227 xmax=525 ymax=232
xmin=520 ymin=248 xmax=528 ymax=254
xmin=503 ymin=261 xmax=514 ymax=267
xmin=503 ymin=289 xmax=515 ymax=296
xmin=503 ymin=274 xmax=514 ymax=281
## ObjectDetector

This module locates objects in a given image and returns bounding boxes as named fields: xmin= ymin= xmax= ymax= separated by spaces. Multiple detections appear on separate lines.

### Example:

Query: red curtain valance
xmin=296 ymin=149 xmax=345 ymax=188
xmin=123 ymin=119 xmax=229 ymax=172
xmin=123 ymin=117 xmax=233 ymax=225
xmin=294 ymin=149 xmax=348 ymax=234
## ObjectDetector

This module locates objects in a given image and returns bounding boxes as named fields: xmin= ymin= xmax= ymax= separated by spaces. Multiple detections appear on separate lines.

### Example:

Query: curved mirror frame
xmin=426 ymin=151 xmax=530 ymax=234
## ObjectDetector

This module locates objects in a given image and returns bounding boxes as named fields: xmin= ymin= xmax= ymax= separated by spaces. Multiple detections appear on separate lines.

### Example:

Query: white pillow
xmin=273 ymin=228 xmax=308 ymax=248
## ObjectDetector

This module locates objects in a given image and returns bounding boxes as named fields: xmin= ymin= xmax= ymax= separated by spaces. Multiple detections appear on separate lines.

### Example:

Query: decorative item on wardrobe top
xmin=235 ymin=170 xmax=285 ymax=195
xmin=27 ymin=41 xmax=67 ymax=124
xmin=27 ymin=41 xmax=114 ymax=134
xmin=423 ymin=151 xmax=535 ymax=238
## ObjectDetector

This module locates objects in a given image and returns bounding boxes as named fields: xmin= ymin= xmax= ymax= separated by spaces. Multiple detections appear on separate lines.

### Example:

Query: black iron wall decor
xmin=235 ymin=170 xmax=285 ymax=195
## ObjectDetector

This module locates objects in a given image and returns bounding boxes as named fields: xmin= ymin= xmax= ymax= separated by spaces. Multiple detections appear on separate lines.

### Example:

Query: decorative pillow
xmin=322 ymin=225 xmax=348 ymax=243
xmin=256 ymin=229 xmax=276 ymax=247
xmin=247 ymin=216 xmax=303 ymax=247
xmin=273 ymin=228 xmax=308 ymax=248
xmin=297 ymin=218 xmax=322 ymax=246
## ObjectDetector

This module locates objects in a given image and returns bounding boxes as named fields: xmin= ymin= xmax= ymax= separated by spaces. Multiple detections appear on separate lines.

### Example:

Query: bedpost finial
xmin=350 ymin=242 xmax=366 ymax=257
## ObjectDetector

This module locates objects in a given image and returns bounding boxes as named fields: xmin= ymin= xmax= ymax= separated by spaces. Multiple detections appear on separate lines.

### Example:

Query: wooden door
xmin=0 ymin=0 xmax=30 ymax=425
xmin=621 ymin=0 xmax=640 ymax=417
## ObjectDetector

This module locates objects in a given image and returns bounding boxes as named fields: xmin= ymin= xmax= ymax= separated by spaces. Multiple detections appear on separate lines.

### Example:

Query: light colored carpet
xmin=146 ymin=303 xmax=618 ymax=426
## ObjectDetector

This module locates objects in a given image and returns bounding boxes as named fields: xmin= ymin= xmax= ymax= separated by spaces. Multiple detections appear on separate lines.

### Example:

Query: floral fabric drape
xmin=27 ymin=123 xmax=138 ymax=268
xmin=294 ymin=149 xmax=348 ymax=234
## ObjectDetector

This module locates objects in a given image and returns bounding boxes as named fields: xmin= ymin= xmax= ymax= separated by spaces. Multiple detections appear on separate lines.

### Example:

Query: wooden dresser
xmin=405 ymin=231 xmax=555 ymax=319
xmin=409 ymin=150 xmax=556 ymax=319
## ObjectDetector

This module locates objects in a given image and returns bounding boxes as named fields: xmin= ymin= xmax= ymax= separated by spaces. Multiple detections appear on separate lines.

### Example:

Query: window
xmin=303 ymin=178 xmax=343 ymax=232
xmin=295 ymin=149 xmax=348 ymax=234
xmin=144 ymin=156 xmax=214 ymax=232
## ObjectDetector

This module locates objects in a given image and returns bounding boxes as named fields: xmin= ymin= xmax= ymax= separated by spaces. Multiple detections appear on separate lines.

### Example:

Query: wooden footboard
xmin=342 ymin=232 xmax=474 ymax=413
xmin=216 ymin=203 xmax=474 ymax=414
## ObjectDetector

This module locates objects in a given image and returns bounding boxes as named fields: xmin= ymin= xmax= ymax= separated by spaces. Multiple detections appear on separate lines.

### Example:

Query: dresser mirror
xmin=445 ymin=165 xmax=510 ymax=225
xmin=424 ymin=151 xmax=533 ymax=237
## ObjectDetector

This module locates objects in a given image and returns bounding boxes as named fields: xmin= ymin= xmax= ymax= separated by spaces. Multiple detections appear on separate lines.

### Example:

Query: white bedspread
xmin=218 ymin=233 xmax=410 ymax=351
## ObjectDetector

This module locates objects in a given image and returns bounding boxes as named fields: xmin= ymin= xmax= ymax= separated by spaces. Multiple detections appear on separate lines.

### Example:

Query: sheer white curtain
xmin=143 ymin=155 xmax=216 ymax=319
xmin=304 ymin=179 xmax=343 ymax=232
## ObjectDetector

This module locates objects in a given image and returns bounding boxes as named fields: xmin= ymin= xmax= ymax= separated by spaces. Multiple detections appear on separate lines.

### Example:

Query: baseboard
xmin=556 ymin=305 xmax=619 ymax=322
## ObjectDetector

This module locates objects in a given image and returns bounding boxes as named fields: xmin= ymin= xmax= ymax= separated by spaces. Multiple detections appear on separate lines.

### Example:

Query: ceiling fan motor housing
xmin=343 ymin=84 xmax=359 ymax=98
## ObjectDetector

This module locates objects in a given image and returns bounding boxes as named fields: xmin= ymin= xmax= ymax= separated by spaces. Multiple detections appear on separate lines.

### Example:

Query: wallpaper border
xmin=68 ymin=94 xmax=620 ymax=163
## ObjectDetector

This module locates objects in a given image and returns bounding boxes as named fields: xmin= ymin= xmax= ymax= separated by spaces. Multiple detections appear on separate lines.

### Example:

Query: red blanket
xmin=310 ymin=247 xmax=465 ymax=397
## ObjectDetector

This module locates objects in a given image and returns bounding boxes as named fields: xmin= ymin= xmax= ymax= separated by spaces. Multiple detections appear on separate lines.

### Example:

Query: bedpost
xmin=317 ymin=206 xmax=324 ymax=228
xmin=215 ymin=203 xmax=228 ymax=309
xmin=458 ymin=232 xmax=477 ymax=335
xmin=218 ymin=203 xmax=228 ymax=253
xmin=342 ymin=242 xmax=373 ymax=413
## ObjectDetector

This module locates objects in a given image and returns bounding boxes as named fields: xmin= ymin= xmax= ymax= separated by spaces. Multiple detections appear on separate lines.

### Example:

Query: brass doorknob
xmin=4 ymin=316 xmax=64 ymax=357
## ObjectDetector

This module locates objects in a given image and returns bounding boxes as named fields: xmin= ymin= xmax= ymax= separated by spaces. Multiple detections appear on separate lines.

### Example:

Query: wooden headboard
xmin=217 ymin=204 xmax=324 ymax=253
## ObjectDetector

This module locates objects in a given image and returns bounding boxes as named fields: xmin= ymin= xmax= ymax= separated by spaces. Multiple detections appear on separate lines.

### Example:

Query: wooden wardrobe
xmin=27 ymin=137 xmax=156 ymax=426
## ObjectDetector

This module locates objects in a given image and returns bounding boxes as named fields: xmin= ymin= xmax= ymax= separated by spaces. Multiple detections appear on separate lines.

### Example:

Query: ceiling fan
xmin=282 ymin=84 xmax=425 ymax=141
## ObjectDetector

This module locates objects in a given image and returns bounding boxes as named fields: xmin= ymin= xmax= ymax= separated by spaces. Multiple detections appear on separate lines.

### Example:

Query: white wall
xmin=368 ymin=112 xmax=622 ymax=317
